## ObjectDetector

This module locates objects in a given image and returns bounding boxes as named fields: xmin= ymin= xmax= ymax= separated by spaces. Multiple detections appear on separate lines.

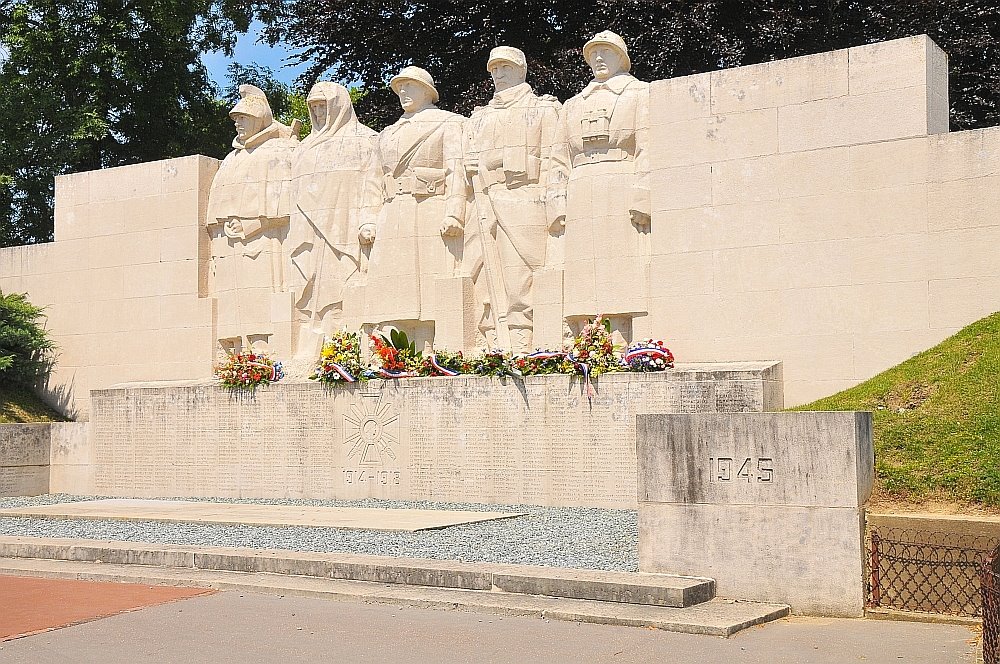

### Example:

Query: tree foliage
xmin=266 ymin=1 xmax=1000 ymax=132
xmin=0 ymin=0 xmax=271 ymax=246
xmin=0 ymin=290 xmax=55 ymax=386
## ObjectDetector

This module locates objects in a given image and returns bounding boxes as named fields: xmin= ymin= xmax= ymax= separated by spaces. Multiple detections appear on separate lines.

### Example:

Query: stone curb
xmin=0 ymin=556 xmax=789 ymax=637
xmin=0 ymin=536 xmax=714 ymax=609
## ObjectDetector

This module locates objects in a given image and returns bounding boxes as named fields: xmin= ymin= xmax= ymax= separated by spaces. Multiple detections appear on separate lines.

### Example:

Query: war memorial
xmin=0 ymin=30 xmax=998 ymax=639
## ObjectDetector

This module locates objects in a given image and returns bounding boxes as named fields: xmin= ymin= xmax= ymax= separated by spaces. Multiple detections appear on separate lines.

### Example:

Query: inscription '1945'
xmin=709 ymin=457 xmax=774 ymax=483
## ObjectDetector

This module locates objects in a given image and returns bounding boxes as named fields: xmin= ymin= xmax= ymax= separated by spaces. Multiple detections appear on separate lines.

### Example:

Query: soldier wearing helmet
xmin=359 ymin=66 xmax=468 ymax=352
xmin=463 ymin=46 xmax=569 ymax=353
xmin=206 ymin=84 xmax=299 ymax=357
xmin=561 ymin=31 xmax=652 ymax=343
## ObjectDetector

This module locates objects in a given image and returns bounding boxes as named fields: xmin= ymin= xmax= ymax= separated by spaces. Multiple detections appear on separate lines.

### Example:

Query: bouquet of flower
xmin=471 ymin=349 xmax=517 ymax=377
xmin=572 ymin=315 xmax=623 ymax=376
xmin=369 ymin=327 xmax=422 ymax=377
xmin=215 ymin=351 xmax=284 ymax=390
xmin=311 ymin=330 xmax=364 ymax=383
xmin=513 ymin=350 xmax=575 ymax=376
xmin=624 ymin=339 xmax=675 ymax=372
xmin=420 ymin=349 xmax=470 ymax=377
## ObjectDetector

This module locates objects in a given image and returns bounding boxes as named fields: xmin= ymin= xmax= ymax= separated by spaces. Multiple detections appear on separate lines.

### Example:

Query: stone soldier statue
xmin=561 ymin=31 xmax=651 ymax=340
xmin=206 ymin=84 xmax=299 ymax=355
xmin=360 ymin=66 xmax=466 ymax=351
xmin=287 ymin=82 xmax=376 ymax=362
xmin=464 ymin=46 xmax=569 ymax=353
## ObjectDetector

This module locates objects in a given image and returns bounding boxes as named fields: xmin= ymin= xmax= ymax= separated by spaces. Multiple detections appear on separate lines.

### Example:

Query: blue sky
xmin=201 ymin=21 xmax=316 ymax=90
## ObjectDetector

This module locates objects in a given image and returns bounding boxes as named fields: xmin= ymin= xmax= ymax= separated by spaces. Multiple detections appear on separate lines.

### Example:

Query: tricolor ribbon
xmin=624 ymin=348 xmax=674 ymax=363
xmin=429 ymin=355 xmax=461 ymax=377
xmin=375 ymin=368 xmax=421 ymax=379
xmin=326 ymin=362 xmax=357 ymax=382
xmin=525 ymin=351 xmax=593 ymax=399
xmin=247 ymin=361 xmax=281 ymax=381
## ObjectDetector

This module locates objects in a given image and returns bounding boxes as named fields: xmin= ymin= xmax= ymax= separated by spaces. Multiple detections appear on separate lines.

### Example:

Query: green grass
xmin=0 ymin=383 xmax=66 ymax=423
xmin=793 ymin=311 xmax=1000 ymax=508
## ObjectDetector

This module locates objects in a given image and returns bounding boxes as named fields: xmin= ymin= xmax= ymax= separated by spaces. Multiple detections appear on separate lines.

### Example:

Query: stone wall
xmin=0 ymin=424 xmax=51 ymax=496
xmin=2 ymin=37 xmax=999 ymax=414
xmin=0 ymin=156 xmax=218 ymax=419
xmin=88 ymin=363 xmax=781 ymax=507
xmin=636 ymin=411 xmax=874 ymax=616
xmin=647 ymin=35 xmax=1000 ymax=405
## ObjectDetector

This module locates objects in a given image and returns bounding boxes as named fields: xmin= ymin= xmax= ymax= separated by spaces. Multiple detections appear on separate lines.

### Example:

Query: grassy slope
xmin=0 ymin=384 xmax=65 ymax=423
xmin=794 ymin=311 xmax=1000 ymax=509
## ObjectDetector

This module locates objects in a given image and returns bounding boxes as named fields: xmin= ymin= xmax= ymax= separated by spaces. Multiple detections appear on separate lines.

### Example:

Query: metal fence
xmin=983 ymin=542 xmax=1000 ymax=664
xmin=867 ymin=526 xmax=999 ymax=617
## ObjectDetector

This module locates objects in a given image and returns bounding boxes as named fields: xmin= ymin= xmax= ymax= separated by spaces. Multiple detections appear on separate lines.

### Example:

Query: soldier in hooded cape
xmin=464 ymin=46 xmax=569 ymax=353
xmin=286 ymin=82 xmax=376 ymax=360
xmin=561 ymin=31 xmax=651 ymax=334
xmin=205 ymin=84 xmax=299 ymax=353
xmin=360 ymin=66 xmax=466 ymax=350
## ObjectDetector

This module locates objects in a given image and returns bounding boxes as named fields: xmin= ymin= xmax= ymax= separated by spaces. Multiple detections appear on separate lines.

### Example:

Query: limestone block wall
xmin=88 ymin=363 xmax=782 ymax=507
xmin=646 ymin=35 xmax=1000 ymax=405
xmin=0 ymin=156 xmax=218 ymax=419
xmin=0 ymin=424 xmax=51 ymax=496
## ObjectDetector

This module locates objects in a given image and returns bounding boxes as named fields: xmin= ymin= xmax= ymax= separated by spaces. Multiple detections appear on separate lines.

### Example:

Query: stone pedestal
xmin=636 ymin=411 xmax=873 ymax=616
xmin=88 ymin=362 xmax=782 ymax=507
xmin=0 ymin=424 xmax=51 ymax=497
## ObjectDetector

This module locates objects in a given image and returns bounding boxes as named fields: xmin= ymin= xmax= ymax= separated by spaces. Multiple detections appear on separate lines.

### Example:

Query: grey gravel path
xmin=0 ymin=494 xmax=638 ymax=571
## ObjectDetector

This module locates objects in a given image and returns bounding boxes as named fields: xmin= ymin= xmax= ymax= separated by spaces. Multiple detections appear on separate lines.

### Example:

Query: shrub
xmin=0 ymin=290 xmax=55 ymax=386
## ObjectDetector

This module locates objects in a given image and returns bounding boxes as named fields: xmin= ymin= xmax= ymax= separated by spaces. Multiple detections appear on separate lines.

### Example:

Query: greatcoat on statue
xmin=361 ymin=66 xmax=466 ymax=343
xmin=561 ymin=32 xmax=651 ymax=326
xmin=464 ymin=46 xmax=569 ymax=353
xmin=287 ymin=82 xmax=376 ymax=360
xmin=206 ymin=84 xmax=298 ymax=353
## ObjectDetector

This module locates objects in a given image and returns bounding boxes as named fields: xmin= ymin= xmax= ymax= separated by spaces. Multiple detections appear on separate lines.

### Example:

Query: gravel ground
xmin=0 ymin=494 xmax=639 ymax=572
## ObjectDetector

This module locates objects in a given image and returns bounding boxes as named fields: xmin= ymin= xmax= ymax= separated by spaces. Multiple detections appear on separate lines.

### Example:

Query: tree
xmin=0 ymin=290 xmax=55 ymax=386
xmin=266 ymin=1 xmax=1000 ymax=132
xmin=0 ymin=0 xmax=275 ymax=247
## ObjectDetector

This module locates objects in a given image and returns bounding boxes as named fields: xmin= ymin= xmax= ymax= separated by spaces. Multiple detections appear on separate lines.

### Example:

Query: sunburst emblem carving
xmin=344 ymin=393 xmax=400 ymax=467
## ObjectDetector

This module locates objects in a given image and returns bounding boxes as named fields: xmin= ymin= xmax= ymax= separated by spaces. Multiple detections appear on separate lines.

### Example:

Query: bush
xmin=0 ymin=290 xmax=55 ymax=386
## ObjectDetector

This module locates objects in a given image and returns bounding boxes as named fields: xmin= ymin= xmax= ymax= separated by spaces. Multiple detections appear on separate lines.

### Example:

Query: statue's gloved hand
xmin=223 ymin=218 xmax=244 ymax=239
xmin=629 ymin=209 xmax=651 ymax=231
xmin=440 ymin=216 xmax=464 ymax=238
xmin=359 ymin=224 xmax=376 ymax=245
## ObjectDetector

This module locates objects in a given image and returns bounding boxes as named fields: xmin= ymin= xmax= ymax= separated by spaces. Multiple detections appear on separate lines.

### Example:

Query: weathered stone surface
xmin=636 ymin=412 xmax=873 ymax=617
xmin=87 ymin=363 xmax=780 ymax=507
xmin=0 ymin=424 xmax=51 ymax=497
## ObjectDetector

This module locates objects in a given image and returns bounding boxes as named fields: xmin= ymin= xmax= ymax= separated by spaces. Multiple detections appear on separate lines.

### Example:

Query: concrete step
xmin=0 ymin=556 xmax=790 ymax=637
xmin=0 ymin=536 xmax=714 ymax=608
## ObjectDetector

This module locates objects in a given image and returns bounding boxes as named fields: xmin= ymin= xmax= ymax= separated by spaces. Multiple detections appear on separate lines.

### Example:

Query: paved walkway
xmin=0 ymin=499 xmax=524 ymax=531
xmin=0 ymin=575 xmax=211 ymax=641
xmin=0 ymin=587 xmax=978 ymax=663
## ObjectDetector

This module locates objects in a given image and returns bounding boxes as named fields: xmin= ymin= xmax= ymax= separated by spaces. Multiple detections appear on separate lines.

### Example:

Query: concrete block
xmin=652 ymin=108 xmax=778 ymax=168
xmin=928 ymin=176 xmax=1000 ymax=232
xmin=848 ymin=137 xmax=930 ymax=191
xmin=710 ymin=48 xmax=848 ymax=115
xmin=636 ymin=412 xmax=873 ymax=616
xmin=778 ymin=86 xmax=931 ymax=152
xmin=848 ymin=35 xmax=938 ymax=95
xmin=649 ymin=73 xmax=712 ymax=123
xmin=650 ymin=164 xmax=714 ymax=211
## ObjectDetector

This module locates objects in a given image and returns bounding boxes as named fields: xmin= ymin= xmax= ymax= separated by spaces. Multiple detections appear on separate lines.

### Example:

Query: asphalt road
xmin=0 ymin=590 xmax=978 ymax=663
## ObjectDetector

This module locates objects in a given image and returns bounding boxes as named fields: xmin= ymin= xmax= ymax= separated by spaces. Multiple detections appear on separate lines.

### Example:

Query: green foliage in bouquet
xmin=573 ymin=315 xmax=624 ymax=376
xmin=311 ymin=330 xmax=364 ymax=383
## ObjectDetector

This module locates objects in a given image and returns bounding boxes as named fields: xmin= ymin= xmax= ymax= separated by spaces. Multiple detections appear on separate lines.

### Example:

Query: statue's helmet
xmin=389 ymin=66 xmax=439 ymax=104
xmin=229 ymin=84 xmax=274 ymax=126
xmin=487 ymin=46 xmax=527 ymax=72
xmin=583 ymin=30 xmax=632 ymax=73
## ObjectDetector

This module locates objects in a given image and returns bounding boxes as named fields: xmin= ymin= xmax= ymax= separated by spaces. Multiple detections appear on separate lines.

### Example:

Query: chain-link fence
xmin=867 ymin=526 xmax=999 ymax=617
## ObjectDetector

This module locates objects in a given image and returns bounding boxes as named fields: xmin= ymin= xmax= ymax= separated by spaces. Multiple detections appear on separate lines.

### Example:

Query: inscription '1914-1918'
xmin=344 ymin=469 xmax=401 ymax=486
xmin=709 ymin=457 xmax=774 ymax=483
